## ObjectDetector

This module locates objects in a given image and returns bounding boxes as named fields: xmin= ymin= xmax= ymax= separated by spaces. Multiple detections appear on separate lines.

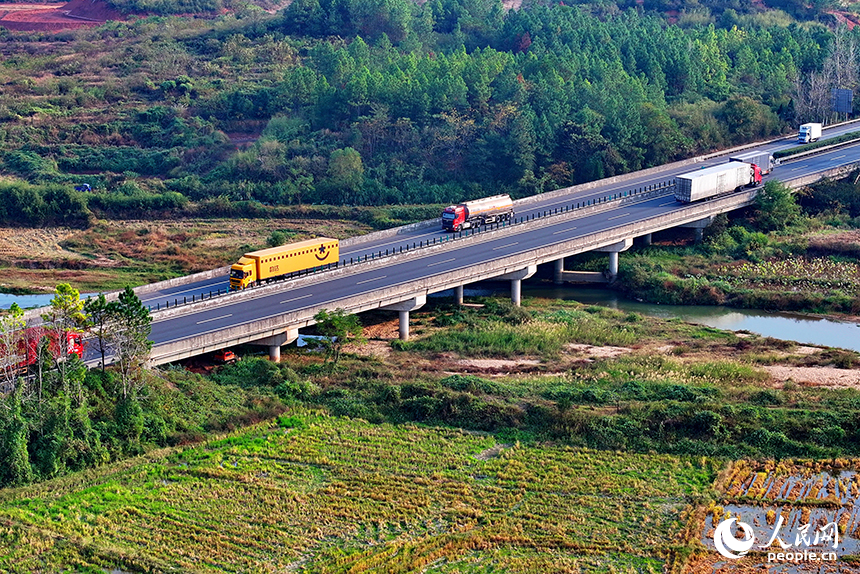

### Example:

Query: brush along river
xmin=432 ymin=282 xmax=860 ymax=353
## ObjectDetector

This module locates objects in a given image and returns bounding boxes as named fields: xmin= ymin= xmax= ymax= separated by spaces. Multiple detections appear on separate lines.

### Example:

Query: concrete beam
xmin=680 ymin=215 xmax=714 ymax=242
xmin=251 ymin=328 xmax=299 ymax=362
xmin=382 ymin=296 xmax=426 ymax=340
xmin=496 ymin=265 xmax=537 ymax=307
xmin=594 ymin=238 xmax=632 ymax=279
xmin=594 ymin=237 xmax=633 ymax=253
xmin=496 ymin=265 xmax=537 ymax=281
xmin=559 ymin=271 xmax=608 ymax=284
xmin=679 ymin=216 xmax=715 ymax=229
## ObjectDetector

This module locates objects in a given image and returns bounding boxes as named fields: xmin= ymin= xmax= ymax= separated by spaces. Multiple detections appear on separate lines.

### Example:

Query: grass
xmin=0 ymin=411 xmax=720 ymax=573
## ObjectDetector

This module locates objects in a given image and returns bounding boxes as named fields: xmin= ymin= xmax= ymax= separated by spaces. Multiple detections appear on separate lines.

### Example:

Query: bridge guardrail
xmin=147 ymin=179 xmax=676 ymax=314
xmin=778 ymin=136 xmax=860 ymax=164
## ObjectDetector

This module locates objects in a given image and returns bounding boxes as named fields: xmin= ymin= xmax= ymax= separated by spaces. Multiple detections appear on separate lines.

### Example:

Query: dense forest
xmin=0 ymin=0 xmax=857 ymax=224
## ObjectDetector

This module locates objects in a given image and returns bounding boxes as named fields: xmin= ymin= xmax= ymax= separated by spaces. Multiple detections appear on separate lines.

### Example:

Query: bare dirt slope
xmin=0 ymin=0 xmax=122 ymax=31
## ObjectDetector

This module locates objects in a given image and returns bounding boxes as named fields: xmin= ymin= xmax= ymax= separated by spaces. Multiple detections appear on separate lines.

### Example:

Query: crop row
xmin=0 ymin=412 xmax=717 ymax=573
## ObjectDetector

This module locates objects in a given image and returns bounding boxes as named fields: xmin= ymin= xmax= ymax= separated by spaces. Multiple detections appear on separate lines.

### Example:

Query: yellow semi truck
xmin=229 ymin=237 xmax=339 ymax=290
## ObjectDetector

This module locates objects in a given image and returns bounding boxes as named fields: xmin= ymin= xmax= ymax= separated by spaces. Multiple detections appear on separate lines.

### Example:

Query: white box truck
xmin=798 ymin=123 xmax=822 ymax=144
xmin=729 ymin=150 xmax=776 ymax=174
xmin=675 ymin=162 xmax=762 ymax=203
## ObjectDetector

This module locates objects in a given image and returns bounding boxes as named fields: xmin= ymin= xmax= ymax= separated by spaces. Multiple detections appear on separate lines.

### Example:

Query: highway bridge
xmin=61 ymin=123 xmax=860 ymax=366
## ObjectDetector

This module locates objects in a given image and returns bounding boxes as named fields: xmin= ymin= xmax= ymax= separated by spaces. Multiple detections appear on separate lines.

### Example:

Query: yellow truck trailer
xmin=229 ymin=237 xmax=339 ymax=290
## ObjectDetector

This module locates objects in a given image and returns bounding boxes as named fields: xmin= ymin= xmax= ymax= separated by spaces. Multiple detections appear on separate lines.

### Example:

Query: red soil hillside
xmin=0 ymin=0 xmax=123 ymax=31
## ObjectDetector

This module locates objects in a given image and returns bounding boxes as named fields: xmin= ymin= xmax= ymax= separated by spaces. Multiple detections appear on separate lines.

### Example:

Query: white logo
xmin=714 ymin=517 xmax=755 ymax=559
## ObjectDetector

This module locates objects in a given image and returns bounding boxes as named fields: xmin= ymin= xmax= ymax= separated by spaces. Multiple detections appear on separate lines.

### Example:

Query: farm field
xmin=0 ymin=412 xmax=719 ymax=573
xmin=688 ymin=460 xmax=860 ymax=572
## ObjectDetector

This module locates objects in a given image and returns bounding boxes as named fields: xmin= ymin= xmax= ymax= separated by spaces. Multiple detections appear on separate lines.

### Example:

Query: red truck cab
xmin=441 ymin=205 xmax=465 ymax=231
xmin=752 ymin=163 xmax=763 ymax=186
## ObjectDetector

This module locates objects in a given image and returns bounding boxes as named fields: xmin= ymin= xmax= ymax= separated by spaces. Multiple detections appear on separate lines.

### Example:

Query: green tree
xmin=0 ymin=303 xmax=25 ymax=390
xmin=313 ymin=308 xmax=365 ymax=369
xmin=0 ymin=386 xmax=33 ymax=487
xmin=41 ymin=284 xmax=86 ymax=403
xmin=84 ymin=294 xmax=115 ymax=372
xmin=110 ymin=287 xmax=152 ymax=399
xmin=325 ymin=147 xmax=365 ymax=203
xmin=753 ymin=180 xmax=800 ymax=232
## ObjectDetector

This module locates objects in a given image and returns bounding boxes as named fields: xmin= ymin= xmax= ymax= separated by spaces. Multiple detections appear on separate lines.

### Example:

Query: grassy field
xmin=0 ymin=411 xmax=720 ymax=573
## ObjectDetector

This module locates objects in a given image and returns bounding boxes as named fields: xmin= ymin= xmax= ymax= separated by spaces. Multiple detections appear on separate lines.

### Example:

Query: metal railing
xmin=147 ymin=179 xmax=675 ymax=312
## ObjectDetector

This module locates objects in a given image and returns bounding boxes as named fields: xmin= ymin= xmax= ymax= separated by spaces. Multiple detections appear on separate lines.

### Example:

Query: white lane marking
xmin=280 ymin=294 xmax=313 ymax=304
xmin=427 ymin=258 xmax=456 ymax=267
xmin=831 ymin=155 xmax=846 ymax=161
xmin=197 ymin=314 xmax=231 ymax=325
xmin=493 ymin=242 xmax=518 ymax=251
xmin=552 ymin=227 xmax=577 ymax=235
xmin=357 ymin=275 xmax=387 ymax=285
xmin=608 ymin=213 xmax=629 ymax=220
xmin=791 ymin=164 xmax=808 ymax=171
xmin=658 ymin=201 xmax=676 ymax=207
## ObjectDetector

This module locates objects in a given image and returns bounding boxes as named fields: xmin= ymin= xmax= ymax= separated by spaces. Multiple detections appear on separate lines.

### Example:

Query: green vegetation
xmin=0 ymin=0 xmax=856 ymax=227
xmin=0 ymin=283 xmax=288 ymax=489
xmin=0 ymin=411 xmax=719 ymax=573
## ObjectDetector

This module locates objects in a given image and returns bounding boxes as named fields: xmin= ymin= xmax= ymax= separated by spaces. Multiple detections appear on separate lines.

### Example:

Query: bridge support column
xmin=253 ymin=328 xmax=299 ymax=362
xmin=608 ymin=252 xmax=620 ymax=277
xmin=680 ymin=216 xmax=714 ymax=243
xmin=595 ymin=238 xmax=633 ymax=281
xmin=382 ymin=296 xmax=426 ymax=340
xmin=554 ymin=258 xmax=565 ymax=285
xmin=642 ymin=233 xmax=652 ymax=246
xmin=455 ymin=285 xmax=464 ymax=306
xmin=496 ymin=265 xmax=537 ymax=306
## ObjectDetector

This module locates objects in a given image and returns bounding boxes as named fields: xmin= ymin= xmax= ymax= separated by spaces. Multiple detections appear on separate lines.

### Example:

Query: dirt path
xmin=764 ymin=365 xmax=860 ymax=389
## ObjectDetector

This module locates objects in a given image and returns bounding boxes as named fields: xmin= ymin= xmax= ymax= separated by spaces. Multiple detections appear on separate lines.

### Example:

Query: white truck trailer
xmin=675 ymin=162 xmax=762 ymax=203
xmin=729 ymin=150 xmax=776 ymax=174
xmin=797 ymin=123 xmax=822 ymax=144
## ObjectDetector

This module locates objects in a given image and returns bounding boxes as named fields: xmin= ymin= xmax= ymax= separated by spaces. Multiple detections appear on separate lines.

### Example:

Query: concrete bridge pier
xmin=595 ymin=238 xmax=633 ymax=280
xmin=497 ymin=265 xmax=537 ymax=306
xmin=254 ymin=328 xmax=299 ymax=362
xmin=382 ymin=295 xmax=426 ymax=340
xmin=681 ymin=216 xmax=714 ymax=243
xmin=554 ymin=258 xmax=565 ymax=285
xmin=455 ymin=285 xmax=464 ymax=306
xmin=641 ymin=233 xmax=652 ymax=246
